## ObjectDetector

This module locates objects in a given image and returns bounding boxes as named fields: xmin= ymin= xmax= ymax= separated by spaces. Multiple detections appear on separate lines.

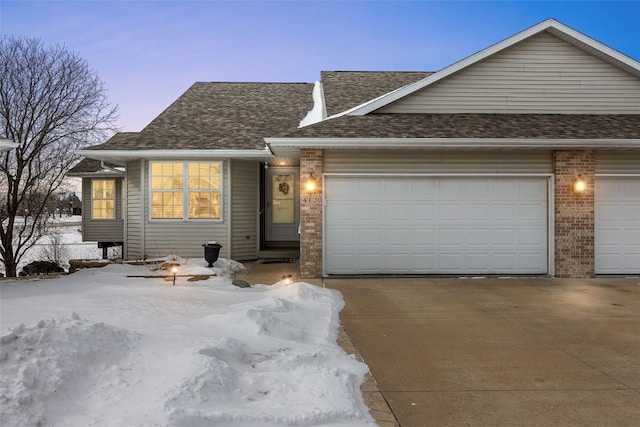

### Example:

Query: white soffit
xmin=344 ymin=19 xmax=640 ymax=117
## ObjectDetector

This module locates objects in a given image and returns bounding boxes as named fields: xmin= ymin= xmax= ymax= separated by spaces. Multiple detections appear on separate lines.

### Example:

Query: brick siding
xmin=554 ymin=150 xmax=595 ymax=278
xmin=299 ymin=149 xmax=323 ymax=278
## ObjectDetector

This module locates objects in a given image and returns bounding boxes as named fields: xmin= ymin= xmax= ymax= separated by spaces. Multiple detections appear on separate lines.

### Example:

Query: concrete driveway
xmin=325 ymin=277 xmax=640 ymax=427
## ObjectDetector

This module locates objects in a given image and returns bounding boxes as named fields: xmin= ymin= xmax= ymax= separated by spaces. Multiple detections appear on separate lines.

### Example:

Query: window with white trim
xmin=150 ymin=161 xmax=222 ymax=220
xmin=92 ymin=179 xmax=116 ymax=219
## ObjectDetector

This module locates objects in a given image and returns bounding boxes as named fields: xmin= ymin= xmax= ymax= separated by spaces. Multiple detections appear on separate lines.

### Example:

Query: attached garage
xmin=595 ymin=177 xmax=640 ymax=274
xmin=324 ymin=175 xmax=549 ymax=275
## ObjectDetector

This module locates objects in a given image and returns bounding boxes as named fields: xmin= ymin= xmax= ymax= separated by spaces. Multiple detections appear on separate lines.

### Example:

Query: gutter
xmin=266 ymin=137 xmax=640 ymax=150
xmin=76 ymin=148 xmax=274 ymax=164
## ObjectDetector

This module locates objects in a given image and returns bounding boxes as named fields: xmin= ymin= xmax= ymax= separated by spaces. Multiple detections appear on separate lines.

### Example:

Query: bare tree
xmin=0 ymin=36 xmax=118 ymax=277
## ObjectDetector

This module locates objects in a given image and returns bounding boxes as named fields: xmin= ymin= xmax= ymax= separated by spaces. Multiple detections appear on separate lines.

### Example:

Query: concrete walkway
xmin=325 ymin=277 xmax=640 ymax=427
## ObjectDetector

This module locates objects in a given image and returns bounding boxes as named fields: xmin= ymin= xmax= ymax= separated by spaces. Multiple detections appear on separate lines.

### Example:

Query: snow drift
xmin=0 ymin=261 xmax=374 ymax=426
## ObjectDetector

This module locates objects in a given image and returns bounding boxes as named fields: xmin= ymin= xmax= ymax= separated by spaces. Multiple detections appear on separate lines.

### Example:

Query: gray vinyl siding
xmin=324 ymin=150 xmax=553 ymax=174
xmin=378 ymin=32 xmax=640 ymax=114
xmin=230 ymin=160 xmax=259 ymax=260
xmin=81 ymin=177 xmax=124 ymax=243
xmin=140 ymin=160 xmax=230 ymax=260
xmin=125 ymin=160 xmax=142 ymax=259
xmin=595 ymin=151 xmax=640 ymax=174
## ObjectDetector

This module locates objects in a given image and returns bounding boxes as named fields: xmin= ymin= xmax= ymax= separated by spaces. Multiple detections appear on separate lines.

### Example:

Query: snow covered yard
xmin=0 ymin=259 xmax=375 ymax=426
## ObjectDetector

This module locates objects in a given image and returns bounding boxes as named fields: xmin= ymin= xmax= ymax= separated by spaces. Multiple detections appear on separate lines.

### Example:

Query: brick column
xmin=300 ymin=149 xmax=323 ymax=278
xmin=553 ymin=150 xmax=595 ymax=278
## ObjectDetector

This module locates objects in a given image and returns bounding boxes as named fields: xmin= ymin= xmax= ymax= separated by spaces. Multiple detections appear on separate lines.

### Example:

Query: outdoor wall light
xmin=304 ymin=174 xmax=318 ymax=193
xmin=573 ymin=175 xmax=587 ymax=194
xmin=171 ymin=265 xmax=178 ymax=286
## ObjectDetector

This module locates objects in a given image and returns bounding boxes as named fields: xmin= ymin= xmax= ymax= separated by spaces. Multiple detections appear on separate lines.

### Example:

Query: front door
xmin=265 ymin=168 xmax=300 ymax=243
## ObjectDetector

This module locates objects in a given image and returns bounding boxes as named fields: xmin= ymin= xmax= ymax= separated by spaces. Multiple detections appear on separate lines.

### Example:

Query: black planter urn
xmin=202 ymin=242 xmax=222 ymax=267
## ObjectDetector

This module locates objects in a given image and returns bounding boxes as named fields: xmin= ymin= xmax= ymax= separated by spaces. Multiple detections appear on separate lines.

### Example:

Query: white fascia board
xmin=266 ymin=137 xmax=640 ymax=150
xmin=346 ymin=19 xmax=640 ymax=116
xmin=76 ymin=149 xmax=274 ymax=164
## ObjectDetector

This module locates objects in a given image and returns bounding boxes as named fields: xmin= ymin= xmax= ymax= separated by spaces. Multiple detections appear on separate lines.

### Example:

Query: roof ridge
xmin=321 ymin=70 xmax=434 ymax=73
xmin=192 ymin=81 xmax=313 ymax=85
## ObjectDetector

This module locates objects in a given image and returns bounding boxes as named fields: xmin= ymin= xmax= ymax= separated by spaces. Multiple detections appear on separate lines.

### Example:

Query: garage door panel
xmin=412 ymin=229 xmax=437 ymax=246
xmin=357 ymin=204 xmax=382 ymax=221
xmin=467 ymin=204 xmax=492 ymax=221
xmin=623 ymin=254 xmax=640 ymax=270
xmin=386 ymin=229 xmax=410 ymax=245
xmin=325 ymin=176 xmax=548 ymax=275
xmin=519 ymin=228 xmax=545 ymax=245
xmin=439 ymin=253 xmax=466 ymax=270
xmin=386 ymin=204 xmax=410 ymax=221
xmin=520 ymin=253 xmax=546 ymax=270
xmin=325 ymin=227 xmax=354 ymax=245
xmin=385 ymin=254 xmax=410 ymax=271
xmin=519 ymin=204 xmax=547 ymax=221
xmin=439 ymin=180 xmax=466 ymax=198
xmin=358 ymin=228 xmax=382 ymax=246
xmin=358 ymin=254 xmax=385 ymax=273
xmin=493 ymin=253 xmax=517 ymax=271
xmin=596 ymin=229 xmax=620 ymax=245
xmin=595 ymin=177 xmax=640 ymax=274
xmin=466 ymin=182 xmax=492 ymax=201
xmin=493 ymin=228 xmax=517 ymax=245
xmin=329 ymin=178 xmax=357 ymax=200
xmin=467 ymin=254 xmax=491 ymax=270
xmin=439 ymin=228 xmax=465 ymax=246
xmin=411 ymin=180 xmax=437 ymax=196
xmin=623 ymin=205 xmax=640 ymax=220
xmin=493 ymin=205 xmax=519 ymax=221
xmin=466 ymin=229 xmax=491 ymax=245
xmin=439 ymin=204 xmax=465 ymax=221
xmin=385 ymin=180 xmax=411 ymax=200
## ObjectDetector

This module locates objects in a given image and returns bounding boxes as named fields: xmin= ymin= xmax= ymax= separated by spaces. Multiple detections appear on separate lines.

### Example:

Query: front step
xmin=258 ymin=249 xmax=299 ymax=259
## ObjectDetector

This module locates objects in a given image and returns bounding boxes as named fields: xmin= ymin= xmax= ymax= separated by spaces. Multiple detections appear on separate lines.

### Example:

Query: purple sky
xmin=2 ymin=1 xmax=639 ymax=132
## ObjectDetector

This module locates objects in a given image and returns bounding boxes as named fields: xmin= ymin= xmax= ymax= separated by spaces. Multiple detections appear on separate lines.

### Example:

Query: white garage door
xmin=595 ymin=177 xmax=640 ymax=274
xmin=325 ymin=176 xmax=548 ymax=275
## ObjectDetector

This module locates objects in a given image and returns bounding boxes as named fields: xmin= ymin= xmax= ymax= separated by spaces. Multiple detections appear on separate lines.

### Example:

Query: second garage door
xmin=325 ymin=176 xmax=549 ymax=275
xmin=595 ymin=177 xmax=640 ymax=274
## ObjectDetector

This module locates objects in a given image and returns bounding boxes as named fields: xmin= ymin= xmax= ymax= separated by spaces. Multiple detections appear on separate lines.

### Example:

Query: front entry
xmin=265 ymin=167 xmax=300 ymax=244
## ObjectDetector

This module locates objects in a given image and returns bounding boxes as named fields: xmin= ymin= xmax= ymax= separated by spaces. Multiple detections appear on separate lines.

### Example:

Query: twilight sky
xmin=2 ymin=1 xmax=639 ymax=132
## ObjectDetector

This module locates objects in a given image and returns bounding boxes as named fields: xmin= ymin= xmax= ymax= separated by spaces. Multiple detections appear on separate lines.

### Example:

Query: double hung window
xmin=92 ymin=179 xmax=116 ymax=219
xmin=150 ymin=161 xmax=222 ymax=220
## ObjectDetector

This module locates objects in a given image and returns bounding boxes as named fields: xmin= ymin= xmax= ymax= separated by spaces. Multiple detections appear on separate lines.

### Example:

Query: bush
xmin=19 ymin=261 xmax=65 ymax=276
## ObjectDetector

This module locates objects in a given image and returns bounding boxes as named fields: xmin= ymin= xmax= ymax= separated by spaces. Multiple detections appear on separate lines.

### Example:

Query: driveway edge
xmin=338 ymin=326 xmax=399 ymax=427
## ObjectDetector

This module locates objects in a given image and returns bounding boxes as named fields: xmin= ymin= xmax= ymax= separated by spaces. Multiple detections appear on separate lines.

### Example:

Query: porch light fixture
xmin=303 ymin=174 xmax=318 ymax=193
xmin=573 ymin=175 xmax=587 ymax=194
xmin=171 ymin=265 xmax=178 ymax=286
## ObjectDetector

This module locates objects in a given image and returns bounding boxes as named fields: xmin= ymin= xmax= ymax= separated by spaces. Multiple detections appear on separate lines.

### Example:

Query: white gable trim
xmin=344 ymin=19 xmax=640 ymax=117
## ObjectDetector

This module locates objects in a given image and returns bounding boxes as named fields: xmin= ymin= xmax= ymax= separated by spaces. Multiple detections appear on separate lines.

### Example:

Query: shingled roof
xmin=321 ymin=71 xmax=432 ymax=116
xmin=87 ymin=82 xmax=315 ymax=151
xmin=286 ymin=113 xmax=640 ymax=139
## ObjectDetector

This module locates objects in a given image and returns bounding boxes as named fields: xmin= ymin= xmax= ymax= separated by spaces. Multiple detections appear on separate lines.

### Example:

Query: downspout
xmin=227 ymin=160 xmax=232 ymax=260
xmin=122 ymin=167 xmax=128 ymax=259
xmin=140 ymin=159 xmax=145 ymax=259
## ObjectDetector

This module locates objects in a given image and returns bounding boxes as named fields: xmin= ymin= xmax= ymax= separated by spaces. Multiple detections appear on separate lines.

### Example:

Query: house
xmin=70 ymin=19 xmax=640 ymax=278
